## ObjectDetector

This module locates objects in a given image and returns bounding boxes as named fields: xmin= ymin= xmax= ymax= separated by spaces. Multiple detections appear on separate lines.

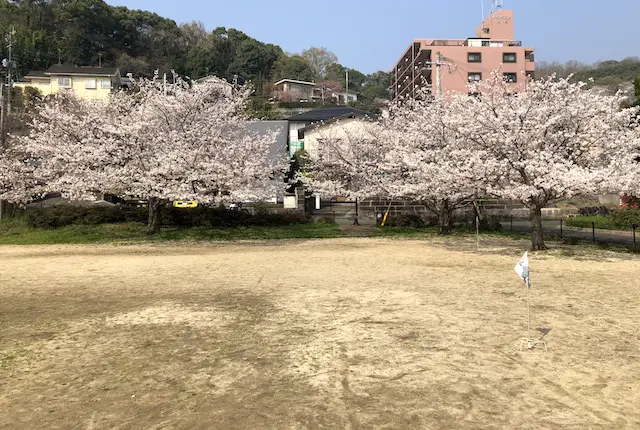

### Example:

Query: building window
xmin=482 ymin=27 xmax=490 ymax=34
xmin=468 ymin=72 xmax=482 ymax=82
xmin=101 ymin=79 xmax=112 ymax=89
xmin=58 ymin=77 xmax=72 ymax=88
xmin=468 ymin=52 xmax=482 ymax=63
xmin=85 ymin=78 xmax=97 ymax=89
xmin=289 ymin=141 xmax=304 ymax=155
xmin=503 ymin=53 xmax=517 ymax=63
xmin=503 ymin=73 xmax=518 ymax=83
xmin=482 ymin=41 xmax=490 ymax=47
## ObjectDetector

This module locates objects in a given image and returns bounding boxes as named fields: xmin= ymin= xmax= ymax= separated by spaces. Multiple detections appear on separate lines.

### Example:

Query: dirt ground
xmin=0 ymin=238 xmax=639 ymax=429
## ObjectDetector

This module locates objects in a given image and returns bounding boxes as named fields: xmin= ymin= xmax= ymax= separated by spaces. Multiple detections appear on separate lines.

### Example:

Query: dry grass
xmin=0 ymin=238 xmax=639 ymax=429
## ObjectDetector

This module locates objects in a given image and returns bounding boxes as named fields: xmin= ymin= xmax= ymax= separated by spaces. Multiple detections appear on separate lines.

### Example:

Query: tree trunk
xmin=147 ymin=198 xmax=163 ymax=234
xmin=438 ymin=200 xmax=454 ymax=235
xmin=530 ymin=205 xmax=547 ymax=250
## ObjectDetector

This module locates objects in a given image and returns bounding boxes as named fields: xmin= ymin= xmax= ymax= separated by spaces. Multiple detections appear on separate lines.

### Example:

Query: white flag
xmin=514 ymin=251 xmax=530 ymax=287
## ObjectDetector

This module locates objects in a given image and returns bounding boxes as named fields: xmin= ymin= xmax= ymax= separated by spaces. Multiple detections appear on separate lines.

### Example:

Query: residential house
xmin=391 ymin=8 xmax=534 ymax=100
xmin=14 ymin=64 xmax=123 ymax=100
xmin=286 ymin=106 xmax=371 ymax=155
xmin=296 ymin=114 xmax=372 ymax=160
xmin=273 ymin=79 xmax=358 ymax=105
xmin=273 ymin=79 xmax=317 ymax=101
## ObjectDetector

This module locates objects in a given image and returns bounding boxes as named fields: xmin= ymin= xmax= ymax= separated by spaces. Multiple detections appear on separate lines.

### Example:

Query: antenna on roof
xmin=491 ymin=0 xmax=504 ymax=13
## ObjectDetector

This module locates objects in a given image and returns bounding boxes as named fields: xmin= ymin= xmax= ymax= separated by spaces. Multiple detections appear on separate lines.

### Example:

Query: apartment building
xmin=391 ymin=9 xmax=535 ymax=100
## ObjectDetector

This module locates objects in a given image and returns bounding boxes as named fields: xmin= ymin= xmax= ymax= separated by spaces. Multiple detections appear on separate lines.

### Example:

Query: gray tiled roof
xmin=244 ymin=120 xmax=288 ymax=160
xmin=45 ymin=64 xmax=120 ymax=76
xmin=286 ymin=106 xmax=370 ymax=122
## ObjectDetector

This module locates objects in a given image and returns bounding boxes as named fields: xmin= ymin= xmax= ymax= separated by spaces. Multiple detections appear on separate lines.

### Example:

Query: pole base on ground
xmin=518 ymin=337 xmax=547 ymax=352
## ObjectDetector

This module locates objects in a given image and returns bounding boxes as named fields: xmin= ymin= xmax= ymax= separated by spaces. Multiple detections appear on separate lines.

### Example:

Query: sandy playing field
xmin=0 ymin=238 xmax=639 ymax=429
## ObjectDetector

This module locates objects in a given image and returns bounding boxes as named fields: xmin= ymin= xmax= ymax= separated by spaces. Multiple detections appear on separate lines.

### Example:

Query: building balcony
xmin=430 ymin=40 xmax=466 ymax=47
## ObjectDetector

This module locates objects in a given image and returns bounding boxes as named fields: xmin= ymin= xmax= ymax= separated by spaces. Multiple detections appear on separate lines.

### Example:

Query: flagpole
xmin=526 ymin=277 xmax=532 ymax=342
xmin=515 ymin=251 xmax=546 ymax=351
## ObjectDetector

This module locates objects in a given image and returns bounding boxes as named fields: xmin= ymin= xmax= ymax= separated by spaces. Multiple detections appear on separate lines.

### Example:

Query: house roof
xmin=299 ymin=114 xmax=374 ymax=133
xmin=244 ymin=120 xmax=289 ymax=160
xmin=24 ymin=70 xmax=48 ymax=79
xmin=45 ymin=64 xmax=120 ymax=76
xmin=274 ymin=79 xmax=316 ymax=87
xmin=286 ymin=106 xmax=370 ymax=122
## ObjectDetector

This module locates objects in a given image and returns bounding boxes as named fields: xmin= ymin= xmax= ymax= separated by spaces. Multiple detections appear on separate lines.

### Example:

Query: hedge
xmin=25 ymin=205 xmax=311 ymax=229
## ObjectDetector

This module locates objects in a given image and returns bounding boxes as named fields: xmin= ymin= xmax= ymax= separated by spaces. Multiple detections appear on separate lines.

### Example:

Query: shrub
xmin=26 ymin=205 xmax=148 ymax=228
xmin=579 ymin=206 xmax=610 ymax=217
xmin=610 ymin=209 xmax=640 ymax=229
xmin=478 ymin=216 xmax=503 ymax=232
xmin=385 ymin=214 xmax=426 ymax=228
xmin=25 ymin=204 xmax=312 ymax=229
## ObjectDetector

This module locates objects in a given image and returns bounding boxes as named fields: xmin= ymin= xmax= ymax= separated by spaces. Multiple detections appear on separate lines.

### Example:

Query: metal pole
xmin=345 ymin=69 xmax=349 ymax=106
xmin=0 ymin=76 xmax=5 ymax=149
xmin=510 ymin=215 xmax=513 ymax=232
xmin=353 ymin=198 xmax=359 ymax=226
xmin=435 ymin=52 xmax=442 ymax=98
xmin=6 ymin=29 xmax=13 ymax=116
xmin=592 ymin=221 xmax=596 ymax=243
xmin=633 ymin=224 xmax=637 ymax=245
xmin=526 ymin=277 xmax=532 ymax=341
xmin=476 ymin=215 xmax=480 ymax=247
xmin=560 ymin=219 xmax=563 ymax=238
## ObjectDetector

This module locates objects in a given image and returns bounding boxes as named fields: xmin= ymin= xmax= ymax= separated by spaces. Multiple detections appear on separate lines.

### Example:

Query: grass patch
xmin=0 ymin=217 xmax=344 ymax=245
xmin=566 ymin=216 xmax=618 ymax=230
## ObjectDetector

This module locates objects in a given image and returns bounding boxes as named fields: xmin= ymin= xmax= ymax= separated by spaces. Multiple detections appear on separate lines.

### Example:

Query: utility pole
xmin=0 ymin=27 xmax=16 ymax=219
xmin=435 ymin=52 xmax=442 ymax=97
xmin=6 ymin=28 xmax=14 ymax=116
xmin=345 ymin=69 xmax=349 ymax=106
xmin=0 ymin=69 xmax=5 ymax=150
xmin=1 ymin=27 xmax=17 ymax=150
xmin=421 ymin=52 xmax=446 ymax=98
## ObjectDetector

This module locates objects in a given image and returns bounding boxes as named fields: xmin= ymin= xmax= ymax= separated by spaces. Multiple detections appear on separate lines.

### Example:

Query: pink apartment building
xmin=391 ymin=9 xmax=535 ymax=100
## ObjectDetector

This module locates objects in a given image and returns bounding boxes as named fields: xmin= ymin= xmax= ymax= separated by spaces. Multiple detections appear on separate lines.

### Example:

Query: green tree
xmin=301 ymin=47 xmax=338 ymax=80
xmin=271 ymin=54 xmax=314 ymax=82
xmin=227 ymin=39 xmax=281 ymax=82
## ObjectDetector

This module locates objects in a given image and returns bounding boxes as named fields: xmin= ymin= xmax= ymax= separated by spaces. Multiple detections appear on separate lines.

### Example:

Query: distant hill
xmin=536 ymin=58 xmax=640 ymax=100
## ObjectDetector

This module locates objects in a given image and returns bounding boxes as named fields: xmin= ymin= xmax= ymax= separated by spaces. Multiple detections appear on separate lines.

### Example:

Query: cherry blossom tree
xmin=380 ymin=95 xmax=491 ymax=233
xmin=611 ymin=127 xmax=640 ymax=205
xmin=0 ymin=146 xmax=37 ymax=204
xmin=459 ymin=73 xmax=637 ymax=250
xmin=11 ymin=77 xmax=288 ymax=233
xmin=305 ymin=96 xmax=490 ymax=234
xmin=304 ymin=118 xmax=385 ymax=200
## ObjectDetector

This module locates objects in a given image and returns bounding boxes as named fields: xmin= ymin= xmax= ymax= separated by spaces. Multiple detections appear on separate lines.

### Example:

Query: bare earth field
xmin=0 ymin=238 xmax=639 ymax=429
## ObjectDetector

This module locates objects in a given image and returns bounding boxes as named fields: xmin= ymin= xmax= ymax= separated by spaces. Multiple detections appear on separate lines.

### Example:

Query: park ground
xmin=1 ymin=237 xmax=639 ymax=429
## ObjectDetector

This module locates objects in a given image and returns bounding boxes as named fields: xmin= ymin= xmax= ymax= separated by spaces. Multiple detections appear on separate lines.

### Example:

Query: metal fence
xmin=496 ymin=216 xmax=638 ymax=247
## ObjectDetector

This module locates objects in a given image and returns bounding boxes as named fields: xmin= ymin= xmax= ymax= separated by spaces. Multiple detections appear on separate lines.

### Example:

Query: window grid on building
xmin=468 ymin=52 xmax=482 ymax=63
xmin=503 ymin=53 xmax=517 ymax=63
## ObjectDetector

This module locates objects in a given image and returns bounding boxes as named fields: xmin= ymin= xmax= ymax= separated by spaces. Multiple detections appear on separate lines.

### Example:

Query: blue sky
xmin=105 ymin=0 xmax=640 ymax=74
